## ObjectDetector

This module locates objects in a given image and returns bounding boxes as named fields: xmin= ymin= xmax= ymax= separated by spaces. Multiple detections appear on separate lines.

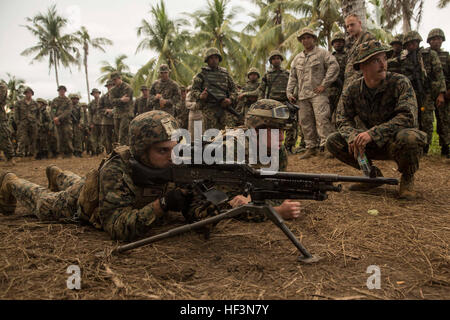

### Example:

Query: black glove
xmin=159 ymin=188 xmax=192 ymax=212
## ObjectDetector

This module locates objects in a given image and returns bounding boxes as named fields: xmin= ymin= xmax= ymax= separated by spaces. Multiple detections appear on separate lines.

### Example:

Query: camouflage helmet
xmin=69 ymin=93 xmax=81 ymax=100
xmin=57 ymin=85 xmax=67 ymax=92
xmin=129 ymin=110 xmax=179 ymax=161
xmin=24 ymin=87 xmax=34 ymax=95
xmin=36 ymin=98 xmax=47 ymax=105
xmin=268 ymin=50 xmax=284 ymax=62
xmin=331 ymin=32 xmax=345 ymax=45
xmin=390 ymin=34 xmax=404 ymax=46
xmin=110 ymin=71 xmax=121 ymax=80
xmin=353 ymin=40 xmax=392 ymax=71
xmin=245 ymin=99 xmax=290 ymax=129
xmin=204 ymin=47 xmax=222 ymax=63
xmin=247 ymin=67 xmax=260 ymax=78
xmin=105 ymin=80 xmax=114 ymax=87
xmin=403 ymin=31 xmax=423 ymax=45
xmin=427 ymin=28 xmax=446 ymax=43
xmin=90 ymin=88 xmax=101 ymax=95
xmin=159 ymin=64 xmax=170 ymax=72
xmin=297 ymin=27 xmax=317 ymax=41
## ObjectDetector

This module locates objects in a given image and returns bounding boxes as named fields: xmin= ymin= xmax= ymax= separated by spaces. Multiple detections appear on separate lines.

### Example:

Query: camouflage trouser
xmin=9 ymin=169 xmax=85 ymax=221
xmin=57 ymin=123 xmax=73 ymax=155
xmin=327 ymin=86 xmax=341 ymax=127
xmin=188 ymin=110 xmax=203 ymax=140
xmin=298 ymin=95 xmax=336 ymax=149
xmin=284 ymin=122 xmax=298 ymax=151
xmin=73 ymin=123 xmax=84 ymax=153
xmin=17 ymin=121 xmax=38 ymax=157
xmin=326 ymin=129 xmax=427 ymax=175
xmin=0 ymin=120 xmax=15 ymax=160
xmin=202 ymin=106 xmax=226 ymax=131
xmin=48 ymin=131 xmax=58 ymax=156
xmin=37 ymin=129 xmax=49 ymax=153
xmin=435 ymin=100 xmax=449 ymax=146
xmin=114 ymin=115 xmax=131 ymax=146
xmin=90 ymin=124 xmax=102 ymax=154
xmin=101 ymin=125 xmax=115 ymax=155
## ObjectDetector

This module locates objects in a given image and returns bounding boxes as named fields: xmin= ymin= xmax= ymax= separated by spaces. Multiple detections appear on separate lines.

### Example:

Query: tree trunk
xmin=84 ymin=53 xmax=91 ymax=103
xmin=54 ymin=54 xmax=60 ymax=88
xmin=341 ymin=0 xmax=367 ymax=30
xmin=401 ymin=2 xmax=412 ymax=33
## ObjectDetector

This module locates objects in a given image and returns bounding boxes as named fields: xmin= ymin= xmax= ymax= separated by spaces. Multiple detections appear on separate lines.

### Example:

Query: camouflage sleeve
xmin=286 ymin=59 xmax=298 ymax=99
xmin=321 ymin=51 xmax=340 ymax=89
xmin=190 ymin=73 xmax=204 ymax=102
xmin=14 ymin=101 xmax=20 ymax=122
xmin=367 ymin=76 xmax=416 ymax=147
xmin=148 ymin=82 xmax=159 ymax=107
xmin=58 ymin=99 xmax=73 ymax=121
xmin=227 ymin=74 xmax=238 ymax=103
xmin=165 ymin=83 xmax=181 ymax=108
xmin=108 ymin=87 xmax=122 ymax=106
xmin=98 ymin=157 xmax=164 ymax=241
xmin=335 ymin=86 xmax=363 ymax=144
xmin=431 ymin=51 xmax=447 ymax=93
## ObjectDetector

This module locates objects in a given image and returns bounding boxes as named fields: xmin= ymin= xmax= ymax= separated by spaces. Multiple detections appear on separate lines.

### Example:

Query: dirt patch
xmin=0 ymin=154 xmax=449 ymax=300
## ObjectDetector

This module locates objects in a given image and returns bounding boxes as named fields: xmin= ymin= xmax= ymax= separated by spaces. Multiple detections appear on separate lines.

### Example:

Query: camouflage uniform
xmin=343 ymin=31 xmax=375 ymax=90
xmin=149 ymin=65 xmax=181 ymax=116
xmin=235 ymin=68 xmax=260 ymax=125
xmin=51 ymin=87 xmax=73 ymax=157
xmin=14 ymin=90 xmax=39 ymax=157
xmin=69 ymin=95 xmax=85 ymax=157
xmin=109 ymin=73 xmax=134 ymax=146
xmin=398 ymin=31 xmax=447 ymax=149
xmin=36 ymin=99 xmax=52 ymax=159
xmin=428 ymin=28 xmax=450 ymax=154
xmin=387 ymin=34 xmax=404 ymax=74
xmin=99 ymin=83 xmax=115 ymax=154
xmin=134 ymin=85 xmax=151 ymax=117
xmin=174 ymin=86 xmax=190 ymax=129
xmin=88 ymin=90 xmax=103 ymax=155
xmin=47 ymin=102 xmax=58 ymax=157
xmin=0 ymin=111 xmax=215 ymax=241
xmin=327 ymin=41 xmax=427 ymax=177
xmin=0 ymin=82 xmax=15 ymax=161
xmin=327 ymin=32 xmax=348 ymax=125
xmin=191 ymin=48 xmax=238 ymax=131
xmin=287 ymin=29 xmax=339 ymax=150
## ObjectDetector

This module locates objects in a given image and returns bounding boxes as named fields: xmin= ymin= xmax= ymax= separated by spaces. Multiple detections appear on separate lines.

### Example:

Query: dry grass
xmin=0 ymin=153 xmax=449 ymax=300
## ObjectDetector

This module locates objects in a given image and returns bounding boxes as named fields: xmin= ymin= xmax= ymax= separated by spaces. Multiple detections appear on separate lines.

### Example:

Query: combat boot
xmin=348 ymin=166 xmax=384 ymax=191
xmin=398 ymin=173 xmax=416 ymax=200
xmin=320 ymin=146 xmax=334 ymax=159
xmin=0 ymin=172 xmax=18 ymax=215
xmin=298 ymin=148 xmax=318 ymax=160
xmin=46 ymin=165 xmax=63 ymax=192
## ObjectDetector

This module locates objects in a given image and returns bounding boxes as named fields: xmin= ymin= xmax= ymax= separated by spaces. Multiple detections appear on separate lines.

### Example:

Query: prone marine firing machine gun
xmin=114 ymin=162 xmax=398 ymax=263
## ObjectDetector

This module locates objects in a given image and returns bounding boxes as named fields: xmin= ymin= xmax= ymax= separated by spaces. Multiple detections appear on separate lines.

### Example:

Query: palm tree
xmin=3 ymin=73 xmax=26 ymax=110
xmin=135 ymin=0 xmax=201 ymax=89
xmin=341 ymin=0 xmax=368 ymax=30
xmin=438 ymin=0 xmax=449 ymax=8
xmin=21 ymin=4 xmax=80 ymax=87
xmin=98 ymin=54 xmax=133 ymax=85
xmin=184 ymin=0 xmax=250 ymax=83
xmin=383 ymin=0 xmax=424 ymax=33
xmin=75 ymin=26 xmax=113 ymax=103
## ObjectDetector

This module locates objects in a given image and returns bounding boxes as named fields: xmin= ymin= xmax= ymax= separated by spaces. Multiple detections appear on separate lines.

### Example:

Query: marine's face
xmin=248 ymin=73 xmax=259 ymax=81
xmin=58 ymin=90 xmax=66 ymax=97
xmin=146 ymin=140 xmax=177 ymax=168
xmin=332 ymin=40 xmax=345 ymax=52
xmin=141 ymin=89 xmax=149 ymax=97
xmin=93 ymin=92 xmax=100 ymax=99
xmin=25 ymin=91 xmax=33 ymax=99
xmin=345 ymin=16 xmax=362 ymax=38
xmin=207 ymin=55 xmax=220 ymax=68
xmin=113 ymin=77 xmax=121 ymax=86
xmin=361 ymin=52 xmax=387 ymax=82
xmin=257 ymin=127 xmax=285 ymax=150
xmin=429 ymin=37 xmax=443 ymax=51
xmin=300 ymin=34 xmax=315 ymax=50
xmin=160 ymin=72 xmax=169 ymax=81
xmin=270 ymin=56 xmax=282 ymax=68
xmin=392 ymin=43 xmax=402 ymax=53
xmin=405 ymin=40 xmax=419 ymax=52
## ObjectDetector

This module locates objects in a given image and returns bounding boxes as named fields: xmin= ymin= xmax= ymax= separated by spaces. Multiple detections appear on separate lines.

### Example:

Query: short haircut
xmin=345 ymin=13 xmax=360 ymax=21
